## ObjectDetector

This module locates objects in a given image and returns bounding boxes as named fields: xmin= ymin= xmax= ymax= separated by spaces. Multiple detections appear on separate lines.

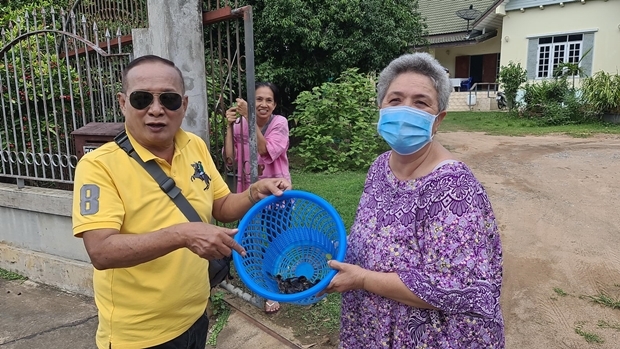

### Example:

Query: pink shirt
xmin=231 ymin=114 xmax=291 ymax=192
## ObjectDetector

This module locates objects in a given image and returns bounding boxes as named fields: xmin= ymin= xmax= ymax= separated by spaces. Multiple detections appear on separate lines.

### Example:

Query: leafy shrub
xmin=0 ymin=0 xmax=68 ymax=26
xmin=521 ymin=78 xmax=584 ymax=125
xmin=290 ymin=68 xmax=380 ymax=173
xmin=498 ymin=61 xmax=527 ymax=111
xmin=581 ymin=71 xmax=620 ymax=116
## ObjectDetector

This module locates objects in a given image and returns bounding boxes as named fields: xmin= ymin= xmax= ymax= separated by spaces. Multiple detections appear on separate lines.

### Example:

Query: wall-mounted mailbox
xmin=71 ymin=122 xmax=125 ymax=160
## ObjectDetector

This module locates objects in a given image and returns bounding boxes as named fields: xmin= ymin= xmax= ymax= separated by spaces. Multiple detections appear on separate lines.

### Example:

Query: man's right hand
xmin=80 ymin=223 xmax=246 ymax=270
xmin=182 ymin=222 xmax=246 ymax=260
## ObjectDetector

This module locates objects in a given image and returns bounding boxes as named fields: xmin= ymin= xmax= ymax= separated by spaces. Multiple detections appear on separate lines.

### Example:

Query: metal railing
xmin=466 ymin=82 xmax=500 ymax=97
xmin=466 ymin=82 xmax=500 ymax=110
xmin=0 ymin=7 xmax=131 ymax=186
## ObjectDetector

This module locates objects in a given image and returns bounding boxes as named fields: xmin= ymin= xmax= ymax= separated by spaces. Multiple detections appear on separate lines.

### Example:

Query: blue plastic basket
xmin=232 ymin=190 xmax=347 ymax=305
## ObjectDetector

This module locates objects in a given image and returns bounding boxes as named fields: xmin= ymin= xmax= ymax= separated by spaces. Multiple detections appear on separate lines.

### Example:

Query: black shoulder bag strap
xmin=114 ymin=130 xmax=201 ymax=222
xmin=113 ymin=130 xmax=232 ymax=286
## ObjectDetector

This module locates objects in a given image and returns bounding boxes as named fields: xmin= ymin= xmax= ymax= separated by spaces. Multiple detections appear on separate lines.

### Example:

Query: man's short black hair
xmin=121 ymin=55 xmax=185 ymax=93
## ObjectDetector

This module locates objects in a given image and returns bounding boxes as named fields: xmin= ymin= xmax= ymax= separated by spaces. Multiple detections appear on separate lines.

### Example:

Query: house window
xmin=536 ymin=34 xmax=583 ymax=78
xmin=537 ymin=46 xmax=551 ymax=78
xmin=527 ymin=31 xmax=594 ymax=81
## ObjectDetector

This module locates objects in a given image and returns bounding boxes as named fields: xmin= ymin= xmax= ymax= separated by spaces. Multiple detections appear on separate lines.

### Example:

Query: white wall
xmin=0 ymin=183 xmax=93 ymax=296
xmin=500 ymin=0 xmax=620 ymax=75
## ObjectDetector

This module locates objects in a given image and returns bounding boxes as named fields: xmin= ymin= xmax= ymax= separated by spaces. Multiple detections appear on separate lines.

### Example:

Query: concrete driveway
xmin=0 ymin=279 xmax=299 ymax=349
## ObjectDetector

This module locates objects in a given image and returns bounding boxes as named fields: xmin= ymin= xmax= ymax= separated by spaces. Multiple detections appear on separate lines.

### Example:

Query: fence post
xmin=132 ymin=0 xmax=210 ymax=142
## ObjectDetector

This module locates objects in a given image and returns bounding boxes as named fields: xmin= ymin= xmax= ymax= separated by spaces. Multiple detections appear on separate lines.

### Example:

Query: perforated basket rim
xmin=232 ymin=189 xmax=347 ymax=302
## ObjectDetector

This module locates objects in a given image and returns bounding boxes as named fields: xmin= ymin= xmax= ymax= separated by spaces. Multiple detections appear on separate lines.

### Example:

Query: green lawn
xmin=441 ymin=111 xmax=620 ymax=137
xmin=290 ymin=170 xmax=366 ymax=231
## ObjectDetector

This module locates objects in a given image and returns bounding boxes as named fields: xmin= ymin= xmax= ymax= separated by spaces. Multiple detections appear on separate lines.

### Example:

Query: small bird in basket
xmin=269 ymin=274 xmax=321 ymax=294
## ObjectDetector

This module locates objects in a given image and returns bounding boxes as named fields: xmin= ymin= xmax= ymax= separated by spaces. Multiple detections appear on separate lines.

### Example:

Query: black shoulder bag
xmin=114 ymin=130 xmax=232 ymax=287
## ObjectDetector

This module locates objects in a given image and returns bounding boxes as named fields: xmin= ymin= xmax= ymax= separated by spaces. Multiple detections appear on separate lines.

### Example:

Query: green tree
xmin=497 ymin=61 xmax=527 ymax=111
xmin=243 ymin=0 xmax=427 ymax=113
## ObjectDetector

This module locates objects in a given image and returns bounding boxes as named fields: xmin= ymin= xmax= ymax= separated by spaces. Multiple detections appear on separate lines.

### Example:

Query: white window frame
xmin=535 ymin=35 xmax=583 ymax=79
xmin=536 ymin=45 xmax=551 ymax=79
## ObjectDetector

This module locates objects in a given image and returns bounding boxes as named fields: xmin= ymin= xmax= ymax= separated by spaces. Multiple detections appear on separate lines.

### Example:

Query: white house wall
xmin=500 ymin=0 xmax=620 ymax=79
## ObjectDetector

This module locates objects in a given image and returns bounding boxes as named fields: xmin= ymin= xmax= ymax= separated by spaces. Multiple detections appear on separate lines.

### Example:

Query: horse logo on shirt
xmin=191 ymin=161 xmax=211 ymax=190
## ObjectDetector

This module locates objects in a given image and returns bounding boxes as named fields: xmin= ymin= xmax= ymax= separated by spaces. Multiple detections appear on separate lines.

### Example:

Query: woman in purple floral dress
xmin=324 ymin=53 xmax=505 ymax=348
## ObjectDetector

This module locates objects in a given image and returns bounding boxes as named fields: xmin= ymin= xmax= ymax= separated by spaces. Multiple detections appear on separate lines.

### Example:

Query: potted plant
xmin=580 ymin=71 xmax=620 ymax=123
xmin=553 ymin=48 xmax=592 ymax=90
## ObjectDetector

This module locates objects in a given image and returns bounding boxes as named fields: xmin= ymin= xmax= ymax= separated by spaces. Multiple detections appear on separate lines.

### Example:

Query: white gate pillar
xmin=132 ymin=0 xmax=209 ymax=142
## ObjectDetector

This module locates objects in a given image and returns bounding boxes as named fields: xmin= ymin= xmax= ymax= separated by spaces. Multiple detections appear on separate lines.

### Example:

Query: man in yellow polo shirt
xmin=72 ymin=55 xmax=291 ymax=349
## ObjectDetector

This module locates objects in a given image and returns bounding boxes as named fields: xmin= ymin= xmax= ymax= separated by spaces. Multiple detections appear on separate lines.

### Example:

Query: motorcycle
xmin=496 ymin=91 xmax=507 ymax=110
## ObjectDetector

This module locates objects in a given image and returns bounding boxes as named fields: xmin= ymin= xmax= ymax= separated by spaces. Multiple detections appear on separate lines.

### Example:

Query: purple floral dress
xmin=340 ymin=152 xmax=504 ymax=348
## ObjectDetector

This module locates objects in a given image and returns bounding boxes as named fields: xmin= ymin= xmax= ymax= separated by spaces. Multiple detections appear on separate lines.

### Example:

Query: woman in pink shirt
xmin=224 ymin=82 xmax=291 ymax=314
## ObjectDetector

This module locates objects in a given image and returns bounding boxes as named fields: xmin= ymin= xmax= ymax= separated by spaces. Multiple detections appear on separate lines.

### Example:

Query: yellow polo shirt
xmin=72 ymin=128 xmax=230 ymax=349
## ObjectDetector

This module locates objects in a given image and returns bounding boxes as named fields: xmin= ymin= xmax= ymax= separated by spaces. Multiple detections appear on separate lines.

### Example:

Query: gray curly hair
xmin=376 ymin=52 xmax=452 ymax=112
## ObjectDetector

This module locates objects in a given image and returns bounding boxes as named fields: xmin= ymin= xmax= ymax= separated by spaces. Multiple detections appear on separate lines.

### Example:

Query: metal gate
xmin=0 ymin=7 xmax=132 ymax=186
xmin=0 ymin=2 xmax=255 ymax=189
xmin=203 ymin=1 xmax=258 ymax=194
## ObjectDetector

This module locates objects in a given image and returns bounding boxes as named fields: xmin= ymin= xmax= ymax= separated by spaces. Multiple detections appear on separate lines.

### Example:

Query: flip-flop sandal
xmin=264 ymin=301 xmax=280 ymax=314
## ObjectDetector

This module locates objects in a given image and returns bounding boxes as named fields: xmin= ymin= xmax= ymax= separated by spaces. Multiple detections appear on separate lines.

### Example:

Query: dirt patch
xmin=233 ymin=132 xmax=620 ymax=348
xmin=439 ymin=132 xmax=620 ymax=349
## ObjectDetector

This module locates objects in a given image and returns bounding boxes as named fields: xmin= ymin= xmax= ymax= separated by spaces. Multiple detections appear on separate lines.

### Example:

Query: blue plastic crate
xmin=232 ymin=190 xmax=347 ymax=305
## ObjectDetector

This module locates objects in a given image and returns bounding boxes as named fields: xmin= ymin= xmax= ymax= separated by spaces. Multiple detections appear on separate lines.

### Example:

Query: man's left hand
xmin=253 ymin=178 xmax=292 ymax=200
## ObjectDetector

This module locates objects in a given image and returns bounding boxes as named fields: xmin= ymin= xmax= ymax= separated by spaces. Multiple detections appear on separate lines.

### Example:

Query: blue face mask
xmin=377 ymin=106 xmax=437 ymax=155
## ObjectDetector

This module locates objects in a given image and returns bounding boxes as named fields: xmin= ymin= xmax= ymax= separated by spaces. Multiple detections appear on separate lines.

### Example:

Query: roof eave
xmin=472 ymin=0 xmax=505 ymax=27
xmin=425 ymin=29 xmax=498 ymax=49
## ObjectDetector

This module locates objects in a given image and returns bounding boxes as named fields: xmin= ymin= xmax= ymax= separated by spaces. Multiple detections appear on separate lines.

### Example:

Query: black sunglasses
xmin=128 ymin=91 xmax=183 ymax=111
